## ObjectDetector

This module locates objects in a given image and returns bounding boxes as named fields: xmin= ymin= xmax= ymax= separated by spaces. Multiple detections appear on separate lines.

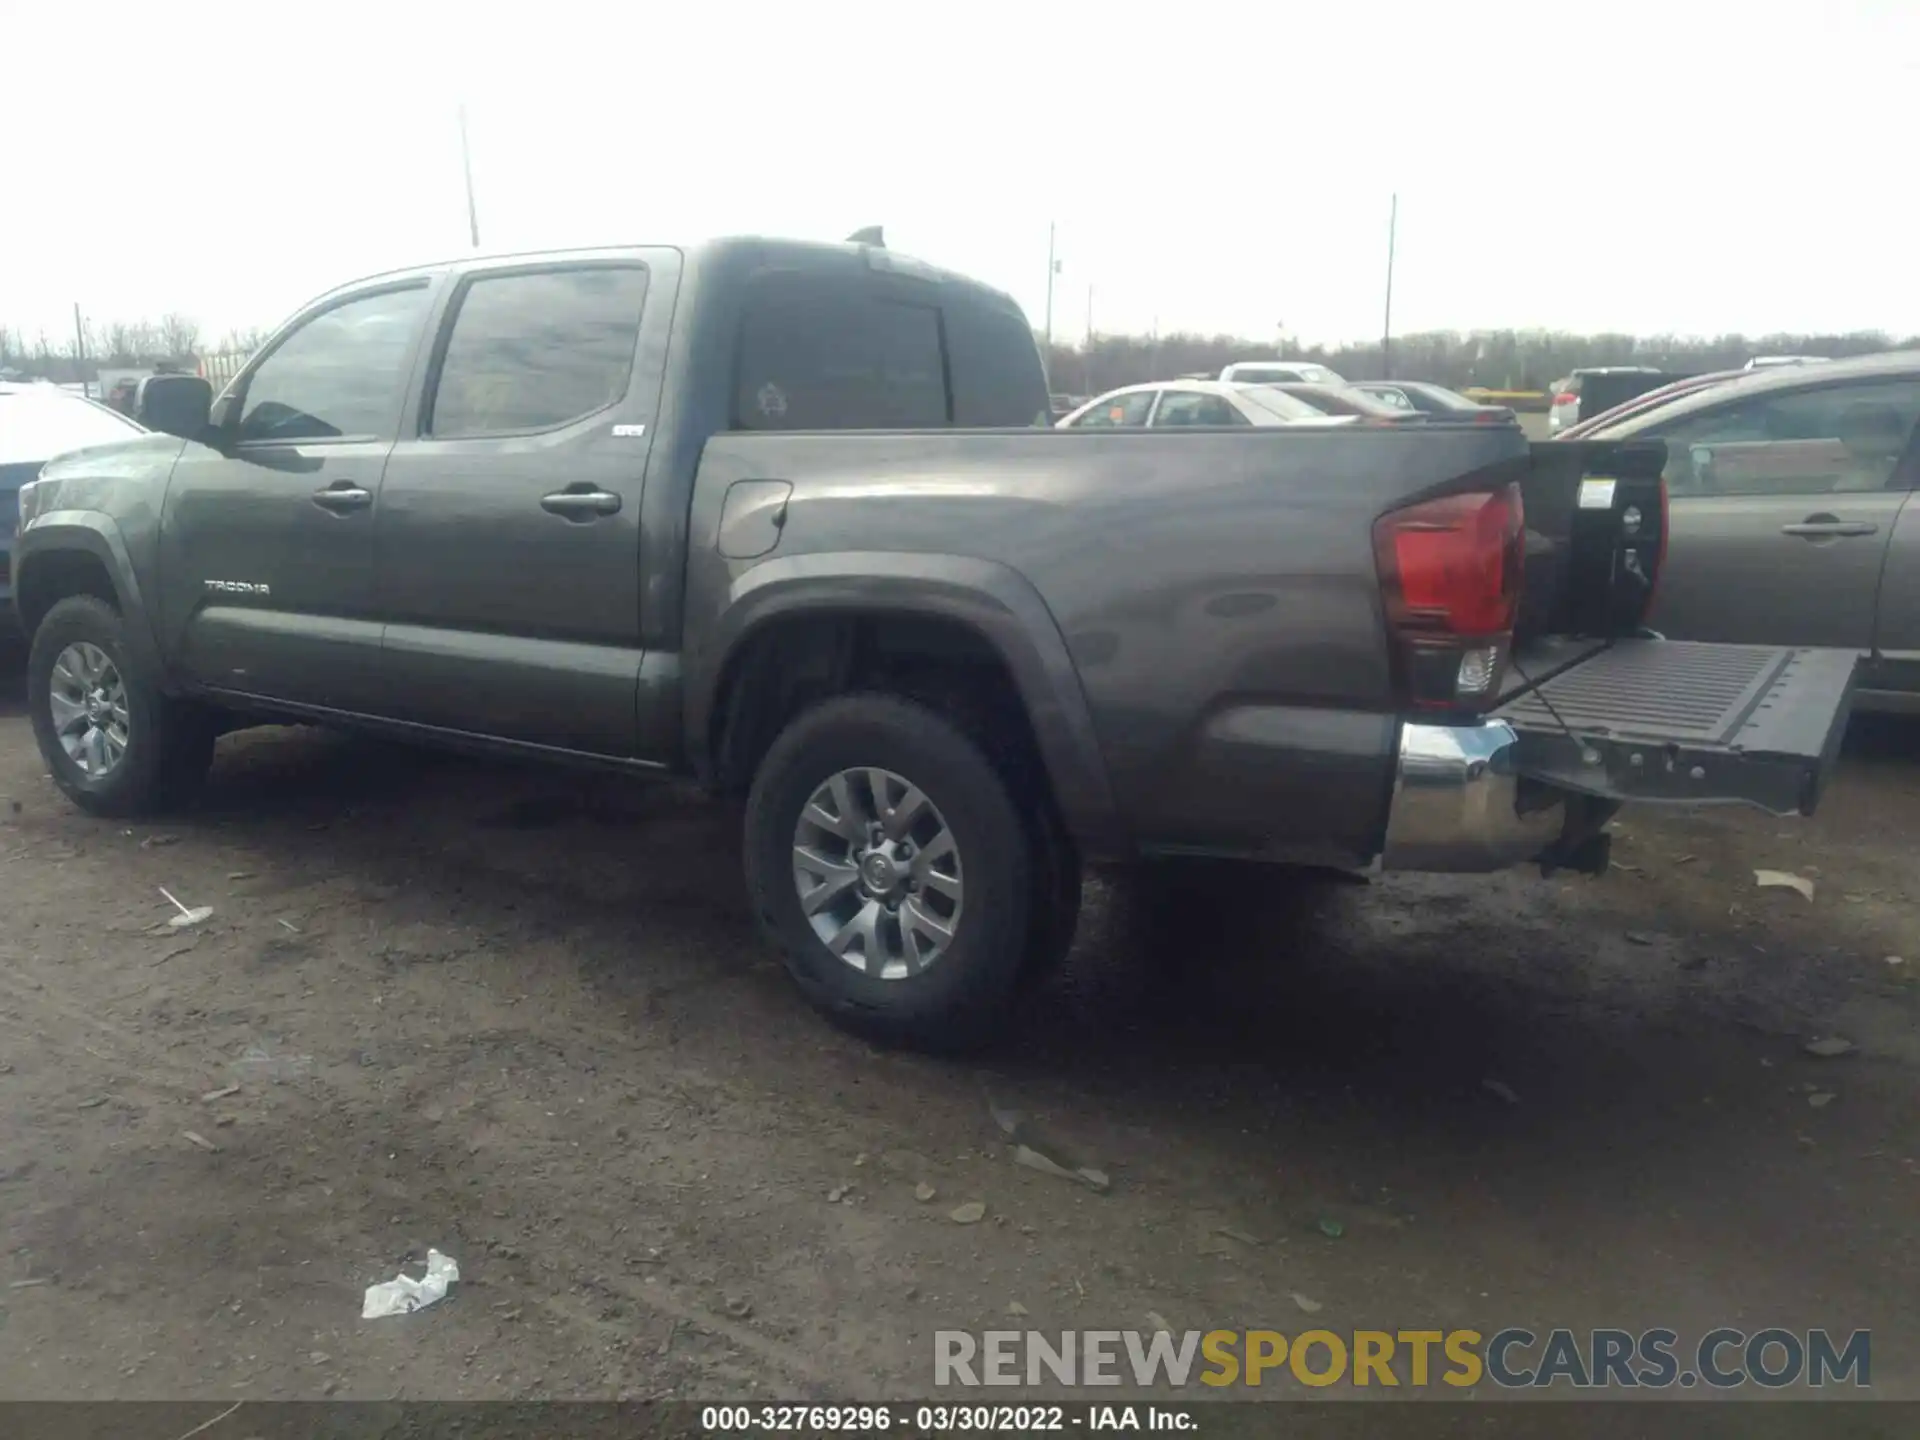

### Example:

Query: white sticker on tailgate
xmin=1578 ymin=477 xmax=1618 ymax=510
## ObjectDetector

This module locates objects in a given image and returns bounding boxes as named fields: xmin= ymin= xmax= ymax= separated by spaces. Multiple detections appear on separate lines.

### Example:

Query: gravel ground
xmin=1 ymin=654 xmax=1917 ymax=1408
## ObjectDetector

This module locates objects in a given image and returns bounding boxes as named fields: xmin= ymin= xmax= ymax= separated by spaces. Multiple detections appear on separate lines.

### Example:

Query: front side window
xmin=1635 ymin=379 xmax=1920 ymax=496
xmin=734 ymin=276 xmax=949 ymax=430
xmin=428 ymin=266 xmax=649 ymax=437
xmin=1072 ymin=390 xmax=1156 ymax=427
xmin=237 ymin=284 xmax=432 ymax=443
xmin=1152 ymin=391 xmax=1248 ymax=427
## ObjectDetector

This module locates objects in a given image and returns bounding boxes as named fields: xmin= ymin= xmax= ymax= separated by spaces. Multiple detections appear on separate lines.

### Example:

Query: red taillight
xmin=1553 ymin=391 xmax=1577 ymax=407
xmin=1373 ymin=485 xmax=1525 ymax=710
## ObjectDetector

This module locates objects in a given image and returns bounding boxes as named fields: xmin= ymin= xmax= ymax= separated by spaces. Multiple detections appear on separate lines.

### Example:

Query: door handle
xmin=311 ymin=484 xmax=373 ymax=513
xmin=1781 ymin=520 xmax=1879 ymax=539
xmin=540 ymin=488 xmax=622 ymax=520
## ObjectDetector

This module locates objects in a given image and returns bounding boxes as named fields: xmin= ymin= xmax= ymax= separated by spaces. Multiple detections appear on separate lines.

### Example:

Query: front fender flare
xmin=13 ymin=512 xmax=167 ymax=683
xmin=689 ymin=551 xmax=1125 ymax=855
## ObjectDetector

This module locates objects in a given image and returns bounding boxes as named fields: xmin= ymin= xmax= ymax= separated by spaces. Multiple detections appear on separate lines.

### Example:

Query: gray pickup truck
xmin=11 ymin=235 xmax=1859 ymax=1048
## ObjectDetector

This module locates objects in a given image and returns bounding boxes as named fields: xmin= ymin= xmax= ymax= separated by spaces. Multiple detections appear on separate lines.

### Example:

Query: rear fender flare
xmin=689 ymin=551 xmax=1125 ymax=854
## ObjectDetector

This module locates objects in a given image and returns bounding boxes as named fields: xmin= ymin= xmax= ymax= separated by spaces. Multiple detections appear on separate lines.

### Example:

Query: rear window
xmin=0 ymin=388 xmax=142 ymax=465
xmin=1233 ymin=385 xmax=1325 ymax=421
xmin=734 ymin=275 xmax=950 ymax=430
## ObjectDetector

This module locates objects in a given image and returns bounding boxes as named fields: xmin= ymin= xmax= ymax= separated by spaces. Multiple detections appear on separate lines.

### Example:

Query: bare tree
xmin=159 ymin=312 xmax=202 ymax=361
xmin=215 ymin=325 xmax=273 ymax=358
xmin=101 ymin=320 xmax=138 ymax=364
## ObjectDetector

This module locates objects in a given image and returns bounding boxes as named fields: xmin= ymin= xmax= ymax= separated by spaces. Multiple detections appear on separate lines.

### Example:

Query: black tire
xmin=27 ymin=595 xmax=216 ymax=818
xmin=744 ymin=692 xmax=1035 ymax=1052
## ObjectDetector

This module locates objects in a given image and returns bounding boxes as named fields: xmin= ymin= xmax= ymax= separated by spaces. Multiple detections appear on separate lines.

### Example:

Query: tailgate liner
xmin=1494 ymin=639 xmax=1857 ymax=815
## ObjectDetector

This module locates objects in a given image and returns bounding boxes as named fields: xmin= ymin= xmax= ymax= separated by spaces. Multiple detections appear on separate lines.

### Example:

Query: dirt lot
xmin=1 ymin=653 xmax=1918 ymax=1407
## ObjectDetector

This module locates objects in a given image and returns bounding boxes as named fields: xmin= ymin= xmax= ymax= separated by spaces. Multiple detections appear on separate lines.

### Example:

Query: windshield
xmin=0 ymin=387 xmax=144 ymax=466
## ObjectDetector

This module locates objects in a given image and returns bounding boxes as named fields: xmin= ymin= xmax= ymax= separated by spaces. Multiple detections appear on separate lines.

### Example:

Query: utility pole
xmin=72 ymin=303 xmax=88 ymax=395
xmin=1044 ymin=223 xmax=1058 ymax=353
xmin=458 ymin=104 xmax=481 ymax=249
xmin=1381 ymin=193 xmax=1398 ymax=380
xmin=1083 ymin=285 xmax=1095 ymax=395
xmin=1150 ymin=314 xmax=1160 ymax=380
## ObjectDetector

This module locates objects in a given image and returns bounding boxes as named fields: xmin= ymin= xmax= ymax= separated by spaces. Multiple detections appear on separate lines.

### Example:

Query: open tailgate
xmin=1494 ymin=639 xmax=1857 ymax=816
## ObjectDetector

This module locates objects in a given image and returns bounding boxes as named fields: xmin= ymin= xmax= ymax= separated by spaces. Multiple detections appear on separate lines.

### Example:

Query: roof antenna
xmin=845 ymin=226 xmax=885 ymax=247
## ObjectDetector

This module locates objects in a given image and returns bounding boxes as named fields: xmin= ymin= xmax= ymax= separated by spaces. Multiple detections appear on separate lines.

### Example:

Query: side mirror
xmin=135 ymin=373 xmax=213 ymax=440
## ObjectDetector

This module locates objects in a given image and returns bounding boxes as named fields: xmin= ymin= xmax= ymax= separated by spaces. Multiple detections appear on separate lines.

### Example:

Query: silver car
xmin=1055 ymin=380 xmax=1347 ymax=429
xmin=1576 ymin=352 xmax=1920 ymax=712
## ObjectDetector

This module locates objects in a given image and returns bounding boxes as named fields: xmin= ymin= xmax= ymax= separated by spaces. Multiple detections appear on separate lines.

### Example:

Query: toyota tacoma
xmin=11 ymin=234 xmax=1858 ymax=1047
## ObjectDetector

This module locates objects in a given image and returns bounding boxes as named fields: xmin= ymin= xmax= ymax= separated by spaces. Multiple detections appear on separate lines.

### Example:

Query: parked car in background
xmin=1547 ymin=367 xmax=1670 ymax=435
xmin=2 ymin=382 xmax=144 ymax=627
xmin=1746 ymin=355 xmax=1831 ymax=370
xmin=1571 ymin=351 xmax=1920 ymax=711
xmin=1055 ymin=380 xmax=1341 ymax=428
xmin=1260 ymin=382 xmax=1421 ymax=424
xmin=1354 ymin=381 xmax=1515 ymax=424
xmin=1219 ymin=360 xmax=1347 ymax=386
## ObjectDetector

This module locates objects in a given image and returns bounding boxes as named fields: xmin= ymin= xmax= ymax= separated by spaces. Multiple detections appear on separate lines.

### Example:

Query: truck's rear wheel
xmin=744 ymin=693 xmax=1033 ymax=1051
xmin=27 ymin=596 xmax=215 ymax=817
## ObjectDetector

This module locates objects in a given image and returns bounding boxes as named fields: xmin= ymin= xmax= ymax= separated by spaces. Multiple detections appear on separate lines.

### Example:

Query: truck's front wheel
xmin=744 ymin=693 xmax=1033 ymax=1051
xmin=27 ymin=596 xmax=216 ymax=817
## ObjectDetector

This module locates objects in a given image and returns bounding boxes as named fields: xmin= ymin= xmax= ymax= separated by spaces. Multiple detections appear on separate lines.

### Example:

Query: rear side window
xmin=427 ymin=266 xmax=648 ymax=437
xmin=734 ymin=276 xmax=949 ymax=430
xmin=944 ymin=298 xmax=1049 ymax=426
xmin=1153 ymin=391 xmax=1247 ymax=426
xmin=1365 ymin=386 xmax=1415 ymax=410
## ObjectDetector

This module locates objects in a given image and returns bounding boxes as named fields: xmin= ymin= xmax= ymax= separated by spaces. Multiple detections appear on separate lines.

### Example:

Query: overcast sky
xmin=4 ymin=0 xmax=1915 ymax=349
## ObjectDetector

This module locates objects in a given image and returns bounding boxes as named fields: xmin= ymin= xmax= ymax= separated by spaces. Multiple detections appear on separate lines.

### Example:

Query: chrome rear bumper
xmin=1379 ymin=720 xmax=1564 ymax=872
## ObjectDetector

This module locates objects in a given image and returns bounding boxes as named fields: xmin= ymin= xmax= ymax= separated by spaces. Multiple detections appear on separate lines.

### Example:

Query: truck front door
xmin=156 ymin=280 xmax=436 ymax=713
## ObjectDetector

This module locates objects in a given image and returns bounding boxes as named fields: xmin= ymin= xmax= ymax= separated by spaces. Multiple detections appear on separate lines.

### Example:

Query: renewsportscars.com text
xmin=934 ymin=1327 xmax=1870 ymax=1390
